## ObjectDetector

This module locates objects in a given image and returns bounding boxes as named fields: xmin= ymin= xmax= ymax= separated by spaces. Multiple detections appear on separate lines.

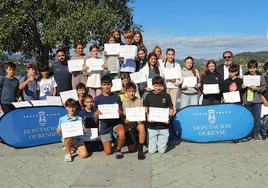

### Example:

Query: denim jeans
xmin=180 ymin=93 xmax=198 ymax=109
xmin=262 ymin=115 xmax=268 ymax=135
xmin=244 ymin=102 xmax=262 ymax=136
xmin=147 ymin=129 xmax=169 ymax=154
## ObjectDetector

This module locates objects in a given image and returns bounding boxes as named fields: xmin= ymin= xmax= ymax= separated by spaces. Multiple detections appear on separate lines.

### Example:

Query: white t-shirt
xmin=37 ymin=77 xmax=57 ymax=100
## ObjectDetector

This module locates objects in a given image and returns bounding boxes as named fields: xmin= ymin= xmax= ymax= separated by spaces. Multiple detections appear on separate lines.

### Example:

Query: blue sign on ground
xmin=0 ymin=106 xmax=66 ymax=148
xmin=172 ymin=104 xmax=254 ymax=142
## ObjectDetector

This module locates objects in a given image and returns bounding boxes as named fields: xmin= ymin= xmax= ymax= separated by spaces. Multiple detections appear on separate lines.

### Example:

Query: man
xmin=217 ymin=51 xmax=243 ymax=81
xmin=50 ymin=49 xmax=72 ymax=96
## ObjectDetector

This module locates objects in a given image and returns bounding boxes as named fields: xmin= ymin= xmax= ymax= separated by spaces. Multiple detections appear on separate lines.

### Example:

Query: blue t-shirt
xmin=94 ymin=93 xmax=122 ymax=134
xmin=19 ymin=75 xmax=39 ymax=101
xmin=0 ymin=76 xmax=19 ymax=104
xmin=58 ymin=114 xmax=84 ymax=139
xmin=78 ymin=109 xmax=97 ymax=128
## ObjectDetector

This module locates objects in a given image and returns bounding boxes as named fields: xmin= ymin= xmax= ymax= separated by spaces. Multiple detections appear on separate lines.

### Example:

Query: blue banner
xmin=0 ymin=106 xmax=66 ymax=148
xmin=172 ymin=104 xmax=254 ymax=142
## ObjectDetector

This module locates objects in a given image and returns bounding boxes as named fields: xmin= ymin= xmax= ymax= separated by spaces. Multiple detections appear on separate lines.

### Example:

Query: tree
xmin=0 ymin=0 xmax=141 ymax=65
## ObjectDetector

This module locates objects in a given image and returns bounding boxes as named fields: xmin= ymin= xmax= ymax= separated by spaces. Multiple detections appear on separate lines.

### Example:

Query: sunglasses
xmin=223 ymin=56 xmax=232 ymax=59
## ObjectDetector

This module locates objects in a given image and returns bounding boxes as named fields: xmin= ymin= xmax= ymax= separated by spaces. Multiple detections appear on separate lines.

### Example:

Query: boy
xmin=19 ymin=63 xmax=39 ymax=101
xmin=57 ymin=98 xmax=88 ymax=162
xmin=144 ymin=76 xmax=174 ymax=154
xmin=94 ymin=75 xmax=125 ymax=159
xmin=76 ymin=82 xmax=87 ymax=113
xmin=0 ymin=62 xmax=20 ymax=113
xmin=221 ymin=64 xmax=245 ymax=104
xmin=122 ymin=82 xmax=146 ymax=160
xmin=261 ymin=62 xmax=268 ymax=140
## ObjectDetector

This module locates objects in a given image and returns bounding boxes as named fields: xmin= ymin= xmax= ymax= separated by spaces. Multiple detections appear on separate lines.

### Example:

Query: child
xmin=144 ymin=76 xmax=174 ymax=154
xmin=163 ymin=48 xmax=183 ymax=113
xmin=103 ymin=35 xmax=122 ymax=79
xmin=120 ymin=31 xmax=137 ymax=75
xmin=132 ymin=31 xmax=146 ymax=50
xmin=153 ymin=46 xmax=165 ymax=66
xmin=180 ymin=56 xmax=200 ymax=108
xmin=110 ymin=28 xmax=124 ymax=45
xmin=94 ymin=75 xmax=125 ymax=159
xmin=70 ymin=42 xmax=89 ymax=89
xmin=85 ymin=44 xmax=106 ymax=98
xmin=200 ymin=60 xmax=223 ymax=105
xmin=243 ymin=60 xmax=266 ymax=141
xmin=221 ymin=64 xmax=244 ymax=104
xmin=117 ymin=73 xmax=130 ymax=101
xmin=76 ymin=83 xmax=87 ymax=113
xmin=37 ymin=65 xmax=57 ymax=100
xmin=57 ymin=98 xmax=88 ymax=162
xmin=261 ymin=62 xmax=268 ymax=140
xmin=122 ymin=82 xmax=146 ymax=160
xmin=19 ymin=63 xmax=39 ymax=101
xmin=139 ymin=52 xmax=164 ymax=99
xmin=135 ymin=47 xmax=147 ymax=72
xmin=0 ymin=62 xmax=20 ymax=113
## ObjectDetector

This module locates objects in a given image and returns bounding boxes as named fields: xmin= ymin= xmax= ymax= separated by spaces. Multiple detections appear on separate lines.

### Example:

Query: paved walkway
xmin=1 ymin=136 xmax=268 ymax=188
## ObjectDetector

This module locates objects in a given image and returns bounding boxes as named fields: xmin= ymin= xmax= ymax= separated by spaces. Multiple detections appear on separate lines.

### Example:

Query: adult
xmin=50 ymin=49 xmax=72 ymax=96
xmin=217 ymin=51 xmax=243 ymax=81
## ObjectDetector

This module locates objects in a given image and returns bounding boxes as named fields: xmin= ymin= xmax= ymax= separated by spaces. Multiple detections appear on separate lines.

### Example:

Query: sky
xmin=132 ymin=0 xmax=268 ymax=59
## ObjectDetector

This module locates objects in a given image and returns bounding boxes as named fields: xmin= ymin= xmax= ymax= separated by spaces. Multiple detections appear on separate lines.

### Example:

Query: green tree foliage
xmin=0 ymin=0 xmax=141 ymax=65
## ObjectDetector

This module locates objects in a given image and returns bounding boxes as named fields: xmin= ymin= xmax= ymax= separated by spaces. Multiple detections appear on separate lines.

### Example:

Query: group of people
xmin=1 ymin=28 xmax=268 ymax=162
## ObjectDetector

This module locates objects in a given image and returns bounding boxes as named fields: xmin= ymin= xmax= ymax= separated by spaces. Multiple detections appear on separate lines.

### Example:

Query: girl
xmin=37 ymin=65 xmax=57 ymax=100
xmin=132 ymin=31 xmax=146 ymax=50
xmin=135 ymin=47 xmax=147 ymax=72
xmin=243 ymin=60 xmax=266 ymax=141
xmin=153 ymin=46 xmax=165 ymax=67
xmin=163 ymin=48 xmax=183 ymax=113
xmin=110 ymin=28 xmax=124 ymax=45
xmin=139 ymin=52 xmax=164 ymax=98
xmin=180 ymin=56 xmax=200 ymax=108
xmin=200 ymin=60 xmax=223 ymax=105
xmin=103 ymin=35 xmax=122 ymax=79
xmin=70 ymin=42 xmax=88 ymax=89
xmin=117 ymin=73 xmax=130 ymax=101
xmin=85 ymin=45 xmax=106 ymax=98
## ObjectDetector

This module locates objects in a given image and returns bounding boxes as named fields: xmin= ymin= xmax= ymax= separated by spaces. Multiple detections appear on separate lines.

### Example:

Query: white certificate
xmin=46 ymin=96 xmax=62 ymax=106
xmin=12 ymin=101 xmax=32 ymax=108
xmin=104 ymin=43 xmax=120 ymax=55
xmin=86 ymin=58 xmax=104 ymax=71
xmin=79 ymin=128 xmax=98 ymax=141
xmin=119 ymin=45 xmax=138 ymax=58
xmin=243 ymin=75 xmax=260 ymax=86
xmin=163 ymin=68 xmax=180 ymax=80
xmin=61 ymin=120 xmax=84 ymax=139
xmin=182 ymin=77 xmax=197 ymax=87
xmin=60 ymin=89 xmax=78 ymax=103
xmin=203 ymin=84 xmax=220 ymax=94
xmin=126 ymin=107 xmax=146 ymax=122
xmin=67 ymin=59 xmax=84 ymax=72
xmin=98 ymin=104 xmax=119 ymax=119
xmin=261 ymin=105 xmax=268 ymax=118
xmin=130 ymin=72 xmax=147 ymax=84
xmin=30 ymin=100 xmax=49 ymax=106
xmin=148 ymin=107 xmax=169 ymax=123
xmin=223 ymin=91 xmax=241 ymax=103
xmin=147 ymin=78 xmax=154 ymax=90
xmin=111 ymin=78 xmax=122 ymax=92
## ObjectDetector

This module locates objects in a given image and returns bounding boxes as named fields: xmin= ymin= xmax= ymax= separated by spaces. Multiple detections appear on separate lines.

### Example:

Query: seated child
xmin=76 ymin=82 xmax=87 ymax=113
xmin=143 ymin=76 xmax=174 ymax=154
xmin=57 ymin=98 xmax=88 ymax=162
xmin=122 ymin=82 xmax=146 ymax=160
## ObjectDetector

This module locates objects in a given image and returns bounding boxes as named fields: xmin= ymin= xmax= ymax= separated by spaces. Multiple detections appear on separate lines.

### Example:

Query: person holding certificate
xmin=57 ymin=99 xmax=88 ymax=162
xmin=242 ymin=60 xmax=266 ymax=141
xmin=85 ymin=45 xmax=106 ymax=98
xmin=70 ymin=42 xmax=89 ymax=89
xmin=163 ymin=48 xmax=183 ymax=113
xmin=139 ymin=52 xmax=164 ymax=99
xmin=134 ymin=47 xmax=147 ymax=72
xmin=180 ymin=57 xmax=200 ymax=109
xmin=94 ymin=75 xmax=125 ymax=159
xmin=144 ymin=76 xmax=174 ymax=154
xmin=200 ymin=60 xmax=223 ymax=105
xmin=122 ymin=82 xmax=146 ymax=160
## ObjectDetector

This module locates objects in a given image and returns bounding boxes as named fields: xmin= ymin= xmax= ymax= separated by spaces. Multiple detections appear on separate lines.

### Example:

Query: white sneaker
xmin=64 ymin=154 xmax=72 ymax=162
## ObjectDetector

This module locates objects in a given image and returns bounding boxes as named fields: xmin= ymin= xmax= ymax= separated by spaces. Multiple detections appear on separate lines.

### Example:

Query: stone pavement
xmin=1 ymin=136 xmax=268 ymax=188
